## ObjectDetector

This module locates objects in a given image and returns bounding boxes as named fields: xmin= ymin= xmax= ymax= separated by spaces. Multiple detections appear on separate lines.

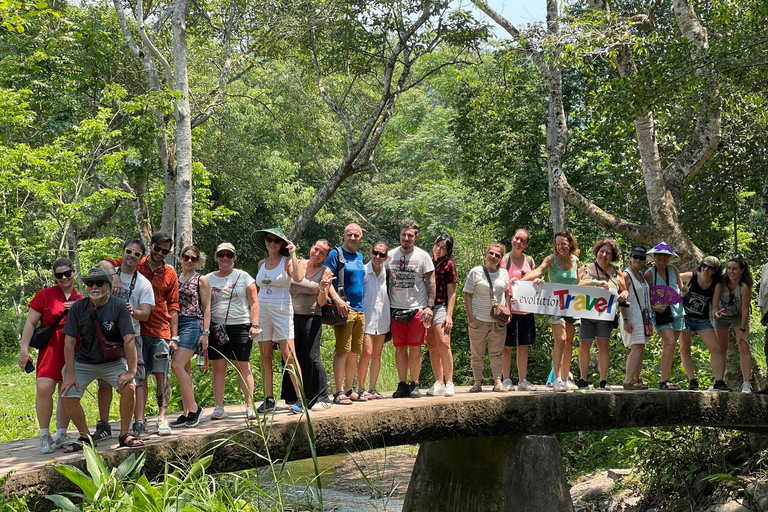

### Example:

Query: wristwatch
xmin=171 ymin=336 xmax=180 ymax=342
xmin=201 ymin=330 xmax=210 ymax=336
xmin=251 ymin=324 xmax=260 ymax=329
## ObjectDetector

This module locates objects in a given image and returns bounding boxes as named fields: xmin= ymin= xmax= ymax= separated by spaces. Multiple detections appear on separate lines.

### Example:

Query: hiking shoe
xmin=597 ymin=380 xmax=611 ymax=391
xmin=576 ymin=378 xmax=589 ymax=390
xmin=93 ymin=420 xmax=113 ymax=444
xmin=518 ymin=379 xmax=537 ymax=391
xmin=426 ymin=381 xmax=445 ymax=396
xmin=132 ymin=419 xmax=150 ymax=439
xmin=157 ymin=418 xmax=172 ymax=436
xmin=40 ymin=434 xmax=54 ymax=455
xmin=409 ymin=381 xmax=422 ymax=398
xmin=311 ymin=400 xmax=332 ymax=411
xmin=688 ymin=378 xmax=700 ymax=390
xmin=53 ymin=433 xmax=76 ymax=449
xmin=444 ymin=381 xmax=455 ymax=397
xmin=553 ymin=377 xmax=566 ymax=392
xmin=502 ymin=378 xmax=515 ymax=391
xmin=741 ymin=381 xmax=753 ymax=394
xmin=566 ymin=375 xmax=579 ymax=390
xmin=211 ymin=405 xmax=228 ymax=420
xmin=256 ymin=397 xmax=276 ymax=413
xmin=392 ymin=381 xmax=409 ymax=398
xmin=289 ymin=403 xmax=304 ymax=415
xmin=170 ymin=413 xmax=189 ymax=428
xmin=713 ymin=380 xmax=732 ymax=392
xmin=185 ymin=406 xmax=203 ymax=428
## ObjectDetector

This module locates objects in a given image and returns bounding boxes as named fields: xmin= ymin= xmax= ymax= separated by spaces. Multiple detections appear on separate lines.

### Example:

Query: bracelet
xmin=251 ymin=324 xmax=260 ymax=329
xmin=201 ymin=331 xmax=210 ymax=336
xmin=319 ymin=287 xmax=327 ymax=292
xmin=740 ymin=328 xmax=747 ymax=332
xmin=171 ymin=336 xmax=180 ymax=342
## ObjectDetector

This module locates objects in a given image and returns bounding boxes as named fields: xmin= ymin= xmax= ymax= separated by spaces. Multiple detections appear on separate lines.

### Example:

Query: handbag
xmin=392 ymin=308 xmax=419 ymax=324
xmin=212 ymin=271 xmax=241 ymax=346
xmin=483 ymin=266 xmax=510 ymax=325
xmin=321 ymin=299 xmax=348 ymax=326
xmin=30 ymin=311 xmax=68 ymax=349
xmin=653 ymin=267 xmax=675 ymax=325
xmin=89 ymin=300 xmax=125 ymax=361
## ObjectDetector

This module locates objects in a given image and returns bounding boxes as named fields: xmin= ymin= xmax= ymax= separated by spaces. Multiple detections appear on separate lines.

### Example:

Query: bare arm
xmin=464 ymin=292 xmax=475 ymax=324
xmin=60 ymin=334 xmax=79 ymax=396
xmin=739 ymin=284 xmax=751 ymax=338
xmin=285 ymin=243 xmax=304 ymax=283
xmin=18 ymin=309 xmax=42 ymax=369
xmin=713 ymin=283 xmax=723 ymax=318
xmin=422 ymin=270 xmax=435 ymax=324
xmin=246 ymin=283 xmax=260 ymax=339
xmin=99 ymin=260 xmax=122 ymax=297
xmin=317 ymin=268 xmax=334 ymax=307
xmin=131 ymin=302 xmax=152 ymax=322
xmin=674 ymin=265 xmax=688 ymax=295
xmin=521 ymin=255 xmax=553 ymax=282
xmin=199 ymin=275 xmax=211 ymax=351
xmin=444 ymin=281 xmax=457 ymax=333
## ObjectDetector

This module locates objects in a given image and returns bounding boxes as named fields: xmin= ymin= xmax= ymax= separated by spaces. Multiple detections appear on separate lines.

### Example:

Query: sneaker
xmin=426 ymin=381 xmax=445 ymax=396
xmin=289 ymin=403 xmax=304 ymax=415
xmin=185 ymin=406 xmax=203 ymax=428
xmin=39 ymin=434 xmax=54 ymax=455
xmin=246 ymin=405 xmax=257 ymax=420
xmin=53 ymin=433 xmax=76 ymax=449
xmin=211 ymin=405 xmax=228 ymax=420
xmin=93 ymin=420 xmax=113 ymax=444
xmin=566 ymin=375 xmax=579 ymax=390
xmin=741 ymin=381 xmax=753 ymax=394
xmin=517 ymin=379 xmax=537 ymax=391
xmin=502 ymin=378 xmax=515 ymax=391
xmin=713 ymin=380 xmax=732 ymax=392
xmin=256 ymin=397 xmax=276 ymax=413
xmin=576 ymin=378 xmax=589 ymax=390
xmin=311 ymin=400 xmax=332 ymax=411
xmin=392 ymin=381 xmax=409 ymax=398
xmin=157 ymin=418 xmax=172 ymax=436
xmin=597 ymin=380 xmax=611 ymax=391
xmin=132 ymin=419 xmax=150 ymax=439
xmin=553 ymin=377 xmax=567 ymax=392
xmin=409 ymin=381 xmax=422 ymax=398
xmin=444 ymin=381 xmax=455 ymax=397
xmin=688 ymin=378 xmax=700 ymax=391
xmin=170 ymin=413 xmax=189 ymax=428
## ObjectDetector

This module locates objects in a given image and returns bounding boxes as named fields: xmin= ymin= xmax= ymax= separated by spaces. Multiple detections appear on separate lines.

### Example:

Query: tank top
xmin=548 ymin=254 xmax=578 ymax=284
xmin=256 ymin=255 xmax=292 ymax=302
xmin=290 ymin=261 xmax=324 ymax=316
xmin=587 ymin=263 xmax=620 ymax=290
xmin=683 ymin=272 xmax=716 ymax=319
xmin=718 ymin=282 xmax=743 ymax=321
xmin=178 ymin=273 xmax=203 ymax=319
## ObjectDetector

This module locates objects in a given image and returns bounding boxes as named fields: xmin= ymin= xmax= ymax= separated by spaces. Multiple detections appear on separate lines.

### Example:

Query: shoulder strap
xmin=335 ymin=247 xmax=346 ymax=300
xmin=482 ymin=266 xmax=497 ymax=304
xmin=506 ymin=255 xmax=512 ymax=272
xmin=88 ymin=300 xmax=109 ymax=346
xmin=526 ymin=255 xmax=533 ymax=270
xmin=223 ymin=271 xmax=241 ymax=323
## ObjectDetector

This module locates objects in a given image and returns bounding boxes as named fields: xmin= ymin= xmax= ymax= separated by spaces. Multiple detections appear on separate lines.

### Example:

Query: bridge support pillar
xmin=402 ymin=434 xmax=573 ymax=512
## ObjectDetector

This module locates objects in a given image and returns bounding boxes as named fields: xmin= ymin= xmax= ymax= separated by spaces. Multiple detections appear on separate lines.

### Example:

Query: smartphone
xmin=25 ymin=360 xmax=35 ymax=373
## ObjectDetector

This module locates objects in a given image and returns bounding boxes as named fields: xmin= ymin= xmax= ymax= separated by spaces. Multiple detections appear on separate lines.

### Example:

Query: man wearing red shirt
xmin=101 ymin=232 xmax=179 ymax=437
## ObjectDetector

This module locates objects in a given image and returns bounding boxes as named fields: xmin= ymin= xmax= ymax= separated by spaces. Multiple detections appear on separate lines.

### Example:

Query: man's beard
xmin=89 ymin=289 xmax=104 ymax=300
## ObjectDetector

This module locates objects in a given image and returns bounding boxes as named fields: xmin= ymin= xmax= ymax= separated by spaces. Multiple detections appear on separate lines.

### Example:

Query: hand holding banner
xmin=511 ymin=281 xmax=618 ymax=321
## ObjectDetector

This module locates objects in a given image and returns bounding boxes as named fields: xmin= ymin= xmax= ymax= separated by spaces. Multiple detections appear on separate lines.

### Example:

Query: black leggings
xmin=280 ymin=314 xmax=330 ymax=407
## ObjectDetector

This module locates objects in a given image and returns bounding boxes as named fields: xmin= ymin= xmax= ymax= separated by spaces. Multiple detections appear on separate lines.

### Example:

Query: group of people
xmin=17 ymin=223 xmax=767 ymax=455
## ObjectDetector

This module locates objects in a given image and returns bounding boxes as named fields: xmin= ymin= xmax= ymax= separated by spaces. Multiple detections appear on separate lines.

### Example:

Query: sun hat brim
xmin=647 ymin=242 xmax=679 ymax=262
xmin=251 ymin=228 xmax=290 ymax=253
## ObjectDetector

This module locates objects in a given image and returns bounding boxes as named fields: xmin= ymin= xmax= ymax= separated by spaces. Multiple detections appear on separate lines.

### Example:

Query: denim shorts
xmin=654 ymin=315 xmax=686 ymax=332
xmin=683 ymin=316 xmax=714 ymax=334
xmin=178 ymin=316 xmax=202 ymax=351
xmin=143 ymin=336 xmax=170 ymax=375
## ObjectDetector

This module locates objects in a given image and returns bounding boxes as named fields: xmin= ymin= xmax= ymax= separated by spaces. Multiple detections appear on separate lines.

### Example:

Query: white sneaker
xmin=502 ymin=378 xmax=515 ymax=391
xmin=246 ymin=405 xmax=257 ymax=420
xmin=554 ymin=377 xmax=567 ymax=392
xmin=157 ymin=418 xmax=172 ymax=436
xmin=40 ymin=434 xmax=54 ymax=455
xmin=518 ymin=379 xmax=537 ymax=391
xmin=311 ymin=401 xmax=331 ymax=411
xmin=565 ymin=375 xmax=578 ymax=390
xmin=444 ymin=381 xmax=455 ymax=397
xmin=426 ymin=381 xmax=445 ymax=396
xmin=211 ymin=405 xmax=227 ymax=420
xmin=741 ymin=381 xmax=753 ymax=394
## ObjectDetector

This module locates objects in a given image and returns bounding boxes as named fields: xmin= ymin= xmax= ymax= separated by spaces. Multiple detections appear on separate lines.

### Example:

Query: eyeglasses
xmin=264 ymin=236 xmax=282 ymax=244
xmin=217 ymin=252 xmax=234 ymax=259
xmin=152 ymin=245 xmax=170 ymax=255
xmin=631 ymin=255 xmax=646 ymax=261
xmin=701 ymin=264 xmax=716 ymax=271
xmin=54 ymin=270 xmax=73 ymax=279
xmin=86 ymin=281 xmax=108 ymax=288
xmin=182 ymin=254 xmax=199 ymax=262
xmin=371 ymin=250 xmax=387 ymax=258
xmin=487 ymin=251 xmax=501 ymax=259
xmin=124 ymin=249 xmax=143 ymax=257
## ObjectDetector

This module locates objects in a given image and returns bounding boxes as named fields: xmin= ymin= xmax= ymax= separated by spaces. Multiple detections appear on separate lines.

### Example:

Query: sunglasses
xmin=217 ymin=252 xmax=234 ymax=259
xmin=371 ymin=250 xmax=387 ymax=258
xmin=182 ymin=254 xmax=199 ymax=262
xmin=86 ymin=280 xmax=108 ymax=288
xmin=54 ymin=270 xmax=73 ymax=279
xmin=124 ymin=249 xmax=143 ymax=257
xmin=264 ymin=236 xmax=282 ymax=244
xmin=631 ymin=255 xmax=646 ymax=261
xmin=487 ymin=251 xmax=501 ymax=259
xmin=701 ymin=264 xmax=716 ymax=271
xmin=153 ymin=245 xmax=171 ymax=255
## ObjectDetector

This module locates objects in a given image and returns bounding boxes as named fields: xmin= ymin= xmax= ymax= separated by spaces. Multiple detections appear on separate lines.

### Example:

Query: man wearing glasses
xmin=388 ymin=220 xmax=436 ymax=398
xmin=61 ymin=268 xmax=144 ymax=449
xmin=93 ymin=239 xmax=155 ymax=444
xmin=101 ymin=232 xmax=179 ymax=437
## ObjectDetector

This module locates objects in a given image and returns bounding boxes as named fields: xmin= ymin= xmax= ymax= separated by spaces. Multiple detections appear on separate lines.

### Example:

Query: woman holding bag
xmin=464 ymin=243 xmax=511 ymax=393
xmin=621 ymin=246 xmax=652 ymax=390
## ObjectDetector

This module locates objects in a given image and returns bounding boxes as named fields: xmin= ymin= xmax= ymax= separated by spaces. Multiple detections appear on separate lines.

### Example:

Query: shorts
xmin=654 ymin=315 xmax=686 ymax=332
xmin=432 ymin=304 xmax=447 ymax=325
xmin=391 ymin=309 xmax=427 ymax=347
xmin=257 ymin=300 xmax=294 ymax=341
xmin=548 ymin=315 xmax=580 ymax=326
xmin=99 ymin=335 xmax=144 ymax=387
xmin=683 ymin=316 xmax=714 ymax=334
xmin=714 ymin=316 xmax=746 ymax=330
xmin=178 ymin=316 xmax=202 ymax=350
xmin=63 ymin=359 xmax=132 ymax=398
xmin=142 ymin=336 xmax=170 ymax=376
xmin=208 ymin=324 xmax=253 ymax=362
xmin=505 ymin=313 xmax=536 ymax=347
xmin=579 ymin=319 xmax=614 ymax=342
xmin=333 ymin=310 xmax=365 ymax=355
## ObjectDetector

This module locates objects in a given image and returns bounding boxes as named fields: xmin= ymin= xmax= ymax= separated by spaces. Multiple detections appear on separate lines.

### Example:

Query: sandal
xmin=333 ymin=391 xmax=353 ymax=405
xmin=368 ymin=389 xmax=384 ymax=399
xmin=64 ymin=436 xmax=91 ymax=453
xmin=348 ymin=389 xmax=367 ymax=401
xmin=357 ymin=389 xmax=372 ymax=400
xmin=659 ymin=380 xmax=680 ymax=390
xmin=492 ymin=381 xmax=509 ymax=393
xmin=469 ymin=383 xmax=482 ymax=393
xmin=118 ymin=433 xmax=146 ymax=448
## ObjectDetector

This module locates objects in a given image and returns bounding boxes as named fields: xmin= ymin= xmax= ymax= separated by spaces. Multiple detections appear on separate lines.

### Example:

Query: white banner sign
xmin=511 ymin=281 xmax=619 ymax=321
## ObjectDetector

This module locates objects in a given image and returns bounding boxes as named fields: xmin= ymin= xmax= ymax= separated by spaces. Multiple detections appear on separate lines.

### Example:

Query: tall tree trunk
xmin=172 ymin=0 xmax=193 ymax=254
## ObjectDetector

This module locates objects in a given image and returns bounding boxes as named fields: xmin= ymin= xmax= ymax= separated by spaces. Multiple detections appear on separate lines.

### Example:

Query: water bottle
xmin=197 ymin=352 xmax=206 ymax=368
xmin=422 ymin=308 xmax=432 ymax=329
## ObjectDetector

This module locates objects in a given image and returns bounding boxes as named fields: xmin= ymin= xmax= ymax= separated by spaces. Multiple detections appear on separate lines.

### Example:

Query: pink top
xmin=506 ymin=254 xmax=535 ymax=315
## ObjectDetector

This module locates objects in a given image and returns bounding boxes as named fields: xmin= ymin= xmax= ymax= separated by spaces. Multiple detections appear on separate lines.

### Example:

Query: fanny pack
xmin=392 ymin=308 xmax=419 ymax=324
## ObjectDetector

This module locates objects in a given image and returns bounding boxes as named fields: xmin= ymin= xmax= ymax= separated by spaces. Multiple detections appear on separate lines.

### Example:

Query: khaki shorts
xmin=334 ymin=310 xmax=365 ymax=355
xmin=63 ymin=359 xmax=133 ymax=399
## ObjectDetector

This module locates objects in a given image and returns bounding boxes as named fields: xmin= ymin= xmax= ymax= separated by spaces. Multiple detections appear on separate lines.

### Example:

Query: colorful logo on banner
xmin=510 ymin=281 xmax=618 ymax=321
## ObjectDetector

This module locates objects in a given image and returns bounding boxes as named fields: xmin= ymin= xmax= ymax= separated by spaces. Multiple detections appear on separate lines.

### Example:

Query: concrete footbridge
xmin=3 ymin=386 xmax=767 ymax=511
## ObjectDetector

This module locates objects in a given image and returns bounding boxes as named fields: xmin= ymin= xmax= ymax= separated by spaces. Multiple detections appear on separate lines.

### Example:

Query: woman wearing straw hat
xmin=644 ymin=242 xmax=689 ymax=390
xmin=252 ymin=228 xmax=304 ymax=414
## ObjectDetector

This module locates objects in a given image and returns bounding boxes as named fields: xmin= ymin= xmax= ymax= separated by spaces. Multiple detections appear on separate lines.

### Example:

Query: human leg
xmin=595 ymin=337 xmax=610 ymax=382
xmin=699 ymin=330 xmax=724 ymax=381
xmin=679 ymin=331 xmax=695 ymax=381
xmin=171 ymin=347 xmax=197 ymax=414
xmin=368 ymin=334 xmax=386 ymax=390
xmin=658 ymin=328 xmax=678 ymax=382
xmin=35 ymin=377 xmax=56 ymax=430
xmin=469 ymin=321 xmax=489 ymax=385
xmin=425 ymin=325 xmax=444 ymax=385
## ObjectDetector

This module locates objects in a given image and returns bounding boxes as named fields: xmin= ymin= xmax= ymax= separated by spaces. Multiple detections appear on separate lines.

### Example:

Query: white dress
xmin=622 ymin=268 xmax=651 ymax=347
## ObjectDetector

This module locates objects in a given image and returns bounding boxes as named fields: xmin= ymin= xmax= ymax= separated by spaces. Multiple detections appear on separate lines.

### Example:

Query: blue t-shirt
xmin=324 ymin=247 xmax=365 ymax=312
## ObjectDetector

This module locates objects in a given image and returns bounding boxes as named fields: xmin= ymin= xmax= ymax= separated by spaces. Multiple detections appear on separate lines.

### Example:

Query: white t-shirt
xmin=116 ymin=267 xmax=155 ymax=335
xmin=463 ymin=266 xmax=509 ymax=323
xmin=387 ymin=246 xmax=435 ymax=310
xmin=363 ymin=261 xmax=390 ymax=335
xmin=206 ymin=270 xmax=256 ymax=325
